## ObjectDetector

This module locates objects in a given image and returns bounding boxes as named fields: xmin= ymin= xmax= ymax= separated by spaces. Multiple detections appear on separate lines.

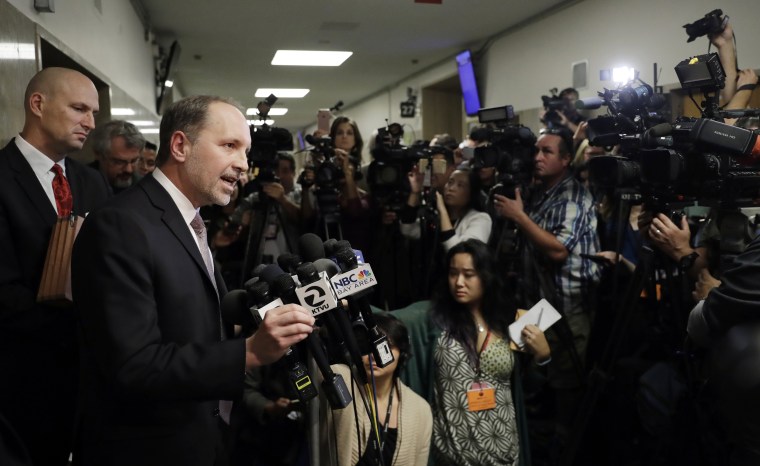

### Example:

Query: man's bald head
xmin=21 ymin=67 xmax=100 ymax=160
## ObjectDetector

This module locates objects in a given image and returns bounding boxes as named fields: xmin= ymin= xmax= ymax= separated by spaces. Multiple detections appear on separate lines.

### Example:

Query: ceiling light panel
xmin=246 ymin=108 xmax=288 ymax=116
xmin=255 ymin=89 xmax=310 ymax=98
xmin=272 ymin=50 xmax=352 ymax=67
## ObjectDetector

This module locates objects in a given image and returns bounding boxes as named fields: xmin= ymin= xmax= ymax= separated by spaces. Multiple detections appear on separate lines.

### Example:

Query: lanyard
xmin=379 ymin=386 xmax=394 ymax=451
xmin=474 ymin=330 xmax=492 ymax=380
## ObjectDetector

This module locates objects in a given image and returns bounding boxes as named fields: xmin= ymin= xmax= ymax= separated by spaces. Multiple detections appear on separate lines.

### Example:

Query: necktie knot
xmin=190 ymin=212 xmax=206 ymax=237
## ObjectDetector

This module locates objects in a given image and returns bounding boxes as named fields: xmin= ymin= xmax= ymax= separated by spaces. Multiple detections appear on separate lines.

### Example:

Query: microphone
xmin=332 ymin=248 xmax=395 ymax=368
xmin=311 ymin=259 xmax=370 ymax=385
xmin=221 ymin=289 xmax=253 ymax=327
xmin=265 ymin=266 xmax=352 ymax=409
xmin=223 ymin=283 xmax=317 ymax=403
xmin=323 ymin=238 xmax=339 ymax=257
xmin=575 ymin=96 xmax=604 ymax=110
xmin=277 ymin=253 xmax=301 ymax=275
xmin=299 ymin=233 xmax=327 ymax=263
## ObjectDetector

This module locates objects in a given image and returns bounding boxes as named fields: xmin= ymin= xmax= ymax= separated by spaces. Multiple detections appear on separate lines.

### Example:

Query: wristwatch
xmin=678 ymin=251 xmax=699 ymax=271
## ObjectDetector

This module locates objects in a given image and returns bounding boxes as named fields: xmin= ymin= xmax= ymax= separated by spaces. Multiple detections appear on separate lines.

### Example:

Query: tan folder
xmin=36 ymin=215 xmax=84 ymax=306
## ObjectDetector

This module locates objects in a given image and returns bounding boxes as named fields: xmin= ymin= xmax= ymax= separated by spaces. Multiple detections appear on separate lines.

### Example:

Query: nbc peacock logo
xmin=357 ymin=269 xmax=372 ymax=280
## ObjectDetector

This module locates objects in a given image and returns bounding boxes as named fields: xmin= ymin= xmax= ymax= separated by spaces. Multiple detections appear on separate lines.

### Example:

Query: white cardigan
xmin=400 ymin=208 xmax=492 ymax=251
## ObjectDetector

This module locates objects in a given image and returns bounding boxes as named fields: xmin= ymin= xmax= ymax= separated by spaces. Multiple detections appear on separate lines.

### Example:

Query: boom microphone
xmin=575 ymin=96 xmax=604 ymax=110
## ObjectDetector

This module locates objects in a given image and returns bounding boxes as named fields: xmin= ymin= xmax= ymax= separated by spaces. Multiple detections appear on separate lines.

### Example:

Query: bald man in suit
xmin=0 ymin=68 xmax=110 ymax=465
xmin=72 ymin=95 xmax=315 ymax=466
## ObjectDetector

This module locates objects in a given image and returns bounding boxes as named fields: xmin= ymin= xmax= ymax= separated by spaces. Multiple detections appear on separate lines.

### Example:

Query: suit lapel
xmin=5 ymin=140 xmax=57 ymax=225
xmin=140 ymin=176 xmax=220 ymax=299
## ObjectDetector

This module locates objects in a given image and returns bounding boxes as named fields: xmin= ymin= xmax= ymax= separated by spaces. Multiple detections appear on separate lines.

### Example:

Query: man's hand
xmin=493 ymin=189 xmax=525 ymax=222
xmin=649 ymin=214 xmax=692 ymax=262
xmin=262 ymin=182 xmax=286 ymax=202
xmin=693 ymin=268 xmax=722 ymax=301
xmin=245 ymin=304 xmax=314 ymax=369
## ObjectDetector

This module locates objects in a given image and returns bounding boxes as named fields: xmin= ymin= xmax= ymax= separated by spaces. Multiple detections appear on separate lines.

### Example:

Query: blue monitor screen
xmin=456 ymin=50 xmax=481 ymax=116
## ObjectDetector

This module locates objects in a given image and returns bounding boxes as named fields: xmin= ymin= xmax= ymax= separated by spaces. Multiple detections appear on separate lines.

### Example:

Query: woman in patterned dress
xmin=430 ymin=239 xmax=551 ymax=466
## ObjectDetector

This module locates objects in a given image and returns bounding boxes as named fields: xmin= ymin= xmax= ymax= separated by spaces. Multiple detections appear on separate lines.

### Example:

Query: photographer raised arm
xmin=710 ymin=22 xmax=738 ymax=106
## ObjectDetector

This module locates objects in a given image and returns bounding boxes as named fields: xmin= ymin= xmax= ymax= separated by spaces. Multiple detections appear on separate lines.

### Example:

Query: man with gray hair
xmin=89 ymin=119 xmax=145 ymax=193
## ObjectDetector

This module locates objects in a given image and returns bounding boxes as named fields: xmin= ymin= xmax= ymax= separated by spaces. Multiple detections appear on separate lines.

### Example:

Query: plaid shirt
xmin=520 ymin=174 xmax=600 ymax=315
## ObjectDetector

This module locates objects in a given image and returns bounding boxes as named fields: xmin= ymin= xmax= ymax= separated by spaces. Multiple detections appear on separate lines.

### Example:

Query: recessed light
xmin=255 ymin=89 xmax=310 ymax=98
xmin=128 ymin=120 xmax=156 ymax=126
xmin=247 ymin=108 xmax=288 ymax=116
xmin=164 ymin=80 xmax=174 ymax=88
xmin=139 ymin=128 xmax=160 ymax=134
xmin=272 ymin=50 xmax=353 ymax=67
xmin=248 ymin=119 xmax=275 ymax=126
xmin=112 ymin=108 xmax=136 ymax=116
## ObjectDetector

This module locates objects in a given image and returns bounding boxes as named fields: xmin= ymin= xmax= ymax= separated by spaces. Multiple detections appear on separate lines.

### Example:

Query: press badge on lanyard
xmin=467 ymin=331 xmax=496 ymax=412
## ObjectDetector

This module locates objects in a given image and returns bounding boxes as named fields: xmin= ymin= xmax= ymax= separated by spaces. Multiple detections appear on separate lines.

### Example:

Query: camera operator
xmin=206 ymin=152 xmax=303 ymax=285
xmin=541 ymin=87 xmax=586 ymax=133
xmin=492 ymin=125 xmax=600 ymax=437
xmin=301 ymin=117 xmax=374 ymax=254
xmin=710 ymin=22 xmax=738 ymax=106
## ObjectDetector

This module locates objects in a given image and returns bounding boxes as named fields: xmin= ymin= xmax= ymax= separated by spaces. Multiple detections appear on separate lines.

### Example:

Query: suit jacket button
xmin=213 ymin=407 xmax=220 ymax=417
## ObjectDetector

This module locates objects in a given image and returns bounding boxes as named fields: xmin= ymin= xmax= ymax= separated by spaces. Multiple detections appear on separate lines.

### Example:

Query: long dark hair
xmin=431 ymin=239 xmax=516 ymax=358
xmin=329 ymin=116 xmax=364 ymax=159
xmin=445 ymin=167 xmax=485 ymax=215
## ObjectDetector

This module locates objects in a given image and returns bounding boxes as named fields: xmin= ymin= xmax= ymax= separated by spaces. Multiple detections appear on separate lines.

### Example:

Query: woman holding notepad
xmin=429 ymin=239 xmax=550 ymax=466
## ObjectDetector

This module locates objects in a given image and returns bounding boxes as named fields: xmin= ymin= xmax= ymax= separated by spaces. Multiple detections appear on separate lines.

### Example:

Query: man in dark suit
xmin=0 ymin=67 xmax=111 ymax=465
xmin=71 ymin=95 xmax=315 ymax=466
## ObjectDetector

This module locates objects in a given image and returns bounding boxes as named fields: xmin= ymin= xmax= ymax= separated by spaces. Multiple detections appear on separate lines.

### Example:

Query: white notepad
xmin=508 ymin=298 xmax=562 ymax=348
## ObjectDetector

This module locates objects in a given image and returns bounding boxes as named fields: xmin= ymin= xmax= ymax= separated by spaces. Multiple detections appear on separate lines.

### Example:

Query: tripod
xmin=559 ymin=205 xmax=706 ymax=466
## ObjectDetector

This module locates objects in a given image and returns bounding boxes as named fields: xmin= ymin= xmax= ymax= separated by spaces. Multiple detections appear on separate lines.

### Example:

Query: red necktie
xmin=51 ymin=164 xmax=73 ymax=217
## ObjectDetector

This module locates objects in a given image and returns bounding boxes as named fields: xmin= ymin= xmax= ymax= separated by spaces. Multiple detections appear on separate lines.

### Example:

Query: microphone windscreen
xmin=299 ymin=233 xmax=326 ymax=262
xmin=314 ymin=258 xmax=341 ymax=278
xmin=649 ymin=123 xmax=673 ymax=137
xmin=334 ymin=240 xmax=352 ymax=254
xmin=251 ymin=264 xmax=268 ymax=278
xmin=296 ymin=262 xmax=319 ymax=284
xmin=277 ymin=253 xmax=301 ymax=273
xmin=259 ymin=264 xmax=287 ymax=287
xmin=575 ymin=97 xmax=604 ymax=110
xmin=249 ymin=281 xmax=271 ymax=305
xmin=323 ymin=239 xmax=338 ymax=257
xmin=272 ymin=273 xmax=297 ymax=297
xmin=221 ymin=290 xmax=250 ymax=325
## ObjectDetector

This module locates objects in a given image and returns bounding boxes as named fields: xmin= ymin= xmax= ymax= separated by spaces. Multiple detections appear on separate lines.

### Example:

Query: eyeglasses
xmin=106 ymin=156 xmax=139 ymax=168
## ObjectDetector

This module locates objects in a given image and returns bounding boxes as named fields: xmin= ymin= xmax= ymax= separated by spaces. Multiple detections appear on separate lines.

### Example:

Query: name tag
xmin=467 ymin=381 xmax=496 ymax=412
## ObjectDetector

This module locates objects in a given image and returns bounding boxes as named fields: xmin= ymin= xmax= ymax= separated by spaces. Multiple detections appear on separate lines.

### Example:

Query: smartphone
xmin=317 ymin=109 xmax=331 ymax=133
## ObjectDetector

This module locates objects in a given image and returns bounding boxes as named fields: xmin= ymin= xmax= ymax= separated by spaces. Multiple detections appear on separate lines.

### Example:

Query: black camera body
xmin=683 ymin=9 xmax=728 ymax=43
xmin=368 ymin=122 xmax=426 ymax=211
xmin=474 ymin=106 xmax=537 ymax=200
xmin=541 ymin=92 xmax=569 ymax=128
